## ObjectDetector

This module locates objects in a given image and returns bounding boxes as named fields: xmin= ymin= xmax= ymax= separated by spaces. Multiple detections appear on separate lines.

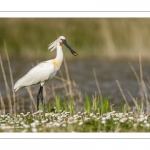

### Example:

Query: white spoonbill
xmin=14 ymin=36 xmax=78 ymax=110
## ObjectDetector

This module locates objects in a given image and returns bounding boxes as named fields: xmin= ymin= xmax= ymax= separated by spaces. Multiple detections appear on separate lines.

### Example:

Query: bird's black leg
xmin=37 ymin=86 xmax=45 ymax=112
xmin=40 ymin=86 xmax=43 ymax=106
xmin=37 ymin=86 xmax=42 ymax=111
xmin=40 ymin=86 xmax=46 ymax=112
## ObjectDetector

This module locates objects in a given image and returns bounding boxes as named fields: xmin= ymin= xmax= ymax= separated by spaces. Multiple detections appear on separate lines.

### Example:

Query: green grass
xmin=1 ymin=96 xmax=150 ymax=132
xmin=39 ymin=95 xmax=112 ymax=115
xmin=83 ymin=94 xmax=111 ymax=114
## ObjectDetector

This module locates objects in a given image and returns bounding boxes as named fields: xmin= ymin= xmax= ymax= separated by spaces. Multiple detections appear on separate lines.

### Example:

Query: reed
xmin=26 ymin=87 xmax=36 ymax=112
xmin=0 ymin=55 xmax=12 ymax=114
xmin=116 ymin=80 xmax=130 ymax=108
xmin=0 ymin=92 xmax=5 ymax=114
xmin=4 ymin=41 xmax=16 ymax=113
xmin=129 ymin=56 xmax=150 ymax=114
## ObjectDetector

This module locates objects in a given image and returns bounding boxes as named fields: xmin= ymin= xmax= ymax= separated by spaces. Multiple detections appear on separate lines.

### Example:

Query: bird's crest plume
xmin=48 ymin=39 xmax=58 ymax=52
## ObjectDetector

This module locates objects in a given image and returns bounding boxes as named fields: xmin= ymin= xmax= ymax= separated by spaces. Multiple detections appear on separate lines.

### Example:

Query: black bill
xmin=62 ymin=39 xmax=78 ymax=56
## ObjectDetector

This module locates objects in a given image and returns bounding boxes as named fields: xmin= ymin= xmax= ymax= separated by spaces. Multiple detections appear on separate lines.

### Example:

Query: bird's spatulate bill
xmin=62 ymin=39 xmax=78 ymax=56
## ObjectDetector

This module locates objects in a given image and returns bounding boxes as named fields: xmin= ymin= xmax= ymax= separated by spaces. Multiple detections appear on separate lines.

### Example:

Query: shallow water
xmin=1 ymin=58 xmax=150 ymax=109
xmin=64 ymin=59 xmax=150 ymax=106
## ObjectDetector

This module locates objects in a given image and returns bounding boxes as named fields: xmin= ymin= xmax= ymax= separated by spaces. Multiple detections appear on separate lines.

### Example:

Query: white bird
xmin=14 ymin=36 xmax=78 ymax=110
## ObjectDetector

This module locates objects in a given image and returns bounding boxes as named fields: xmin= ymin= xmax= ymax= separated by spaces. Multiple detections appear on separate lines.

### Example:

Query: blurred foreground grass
xmin=1 ymin=18 xmax=150 ymax=60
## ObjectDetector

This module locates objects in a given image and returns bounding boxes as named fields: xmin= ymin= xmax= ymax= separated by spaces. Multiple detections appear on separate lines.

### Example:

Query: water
xmin=1 ymin=57 xmax=150 ymax=109
xmin=64 ymin=59 xmax=150 ymax=106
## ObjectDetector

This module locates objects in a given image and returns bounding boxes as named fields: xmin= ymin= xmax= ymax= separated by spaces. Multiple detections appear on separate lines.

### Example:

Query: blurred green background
xmin=1 ymin=18 xmax=150 ymax=60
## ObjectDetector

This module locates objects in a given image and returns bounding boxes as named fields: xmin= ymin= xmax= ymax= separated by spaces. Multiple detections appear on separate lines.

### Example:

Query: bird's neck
xmin=55 ymin=44 xmax=63 ymax=63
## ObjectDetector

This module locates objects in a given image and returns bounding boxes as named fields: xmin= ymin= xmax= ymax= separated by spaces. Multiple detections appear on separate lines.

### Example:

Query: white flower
xmin=73 ymin=120 xmax=78 ymax=123
xmin=19 ymin=118 xmax=23 ymax=122
xmin=139 ymin=115 xmax=144 ymax=118
xmin=144 ymin=116 xmax=148 ymax=120
xmin=106 ymin=115 xmax=110 ymax=120
xmin=118 ymin=113 xmax=123 ymax=116
xmin=101 ymin=120 xmax=106 ymax=124
xmin=92 ymin=115 xmax=97 ymax=118
xmin=90 ymin=113 xmax=94 ymax=117
xmin=120 ymin=118 xmax=127 ymax=123
xmin=78 ymin=122 xmax=83 ymax=126
xmin=84 ymin=118 xmax=90 ymax=121
xmin=102 ymin=117 xmax=106 ymax=121
xmin=65 ymin=112 xmax=70 ymax=115
xmin=73 ymin=115 xmax=77 ymax=118
xmin=45 ymin=113 xmax=51 ymax=117
xmin=30 ymin=122 xmax=36 ymax=128
xmin=113 ymin=118 xmax=119 ymax=121
xmin=145 ymin=123 xmax=150 ymax=127
xmin=9 ymin=121 xmax=14 ymax=125
xmin=53 ymin=122 xmax=60 ymax=127
xmin=34 ymin=120 xmax=39 ymax=124
xmin=33 ymin=110 xmax=43 ymax=115
xmin=7 ymin=116 xmax=10 ymax=119
xmin=128 ymin=117 xmax=133 ymax=120
xmin=137 ymin=118 xmax=144 ymax=122
xmin=41 ymin=119 xmax=48 ymax=124
xmin=109 ymin=111 xmax=116 ymax=114
xmin=23 ymin=124 xmax=30 ymax=128
xmin=61 ymin=114 xmax=66 ymax=118
xmin=62 ymin=123 xmax=67 ymax=127
xmin=32 ymin=127 xmax=37 ymax=132
xmin=77 ymin=112 xmax=81 ymax=115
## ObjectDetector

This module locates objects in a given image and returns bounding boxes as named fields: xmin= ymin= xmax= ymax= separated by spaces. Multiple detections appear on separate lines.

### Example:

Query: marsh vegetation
xmin=1 ymin=18 xmax=150 ymax=132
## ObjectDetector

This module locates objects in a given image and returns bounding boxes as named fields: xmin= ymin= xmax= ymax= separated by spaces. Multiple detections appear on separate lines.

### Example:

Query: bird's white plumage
xmin=14 ymin=60 xmax=56 ymax=91
xmin=14 ymin=36 xmax=66 ymax=92
xmin=14 ymin=35 xmax=78 ymax=111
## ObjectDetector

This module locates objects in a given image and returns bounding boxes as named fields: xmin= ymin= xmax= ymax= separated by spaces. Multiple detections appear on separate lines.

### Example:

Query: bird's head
xmin=48 ymin=36 xmax=78 ymax=56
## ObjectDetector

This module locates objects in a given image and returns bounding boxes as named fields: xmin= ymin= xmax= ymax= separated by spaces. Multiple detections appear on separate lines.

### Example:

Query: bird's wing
xmin=14 ymin=61 xmax=55 ymax=91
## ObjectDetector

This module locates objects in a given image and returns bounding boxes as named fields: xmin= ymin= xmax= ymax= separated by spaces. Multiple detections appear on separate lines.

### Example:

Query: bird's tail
xmin=14 ymin=78 xmax=23 ymax=92
xmin=14 ymin=83 xmax=20 ymax=92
